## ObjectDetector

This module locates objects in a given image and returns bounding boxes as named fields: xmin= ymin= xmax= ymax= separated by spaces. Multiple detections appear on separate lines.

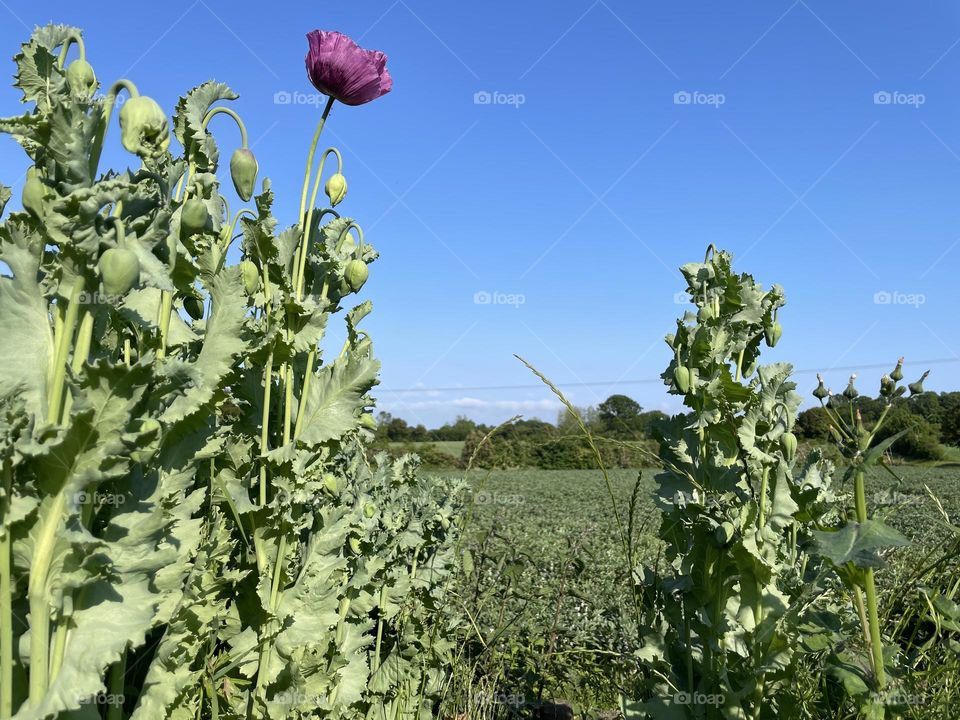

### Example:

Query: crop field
xmin=435 ymin=465 xmax=960 ymax=715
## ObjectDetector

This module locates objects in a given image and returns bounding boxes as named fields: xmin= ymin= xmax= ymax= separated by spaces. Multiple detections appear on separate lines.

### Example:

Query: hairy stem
xmin=854 ymin=467 xmax=886 ymax=687
xmin=1 ymin=464 xmax=12 ymax=719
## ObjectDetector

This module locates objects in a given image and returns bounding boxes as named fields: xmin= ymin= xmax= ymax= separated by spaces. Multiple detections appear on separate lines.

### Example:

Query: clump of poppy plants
xmin=0 ymin=23 xmax=461 ymax=720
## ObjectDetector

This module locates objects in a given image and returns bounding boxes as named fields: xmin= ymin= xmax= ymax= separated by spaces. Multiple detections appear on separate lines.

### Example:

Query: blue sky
xmin=1 ymin=1 xmax=959 ymax=427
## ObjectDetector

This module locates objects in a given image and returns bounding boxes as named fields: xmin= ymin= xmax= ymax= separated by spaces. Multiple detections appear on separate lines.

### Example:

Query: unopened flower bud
xmin=764 ymin=321 xmax=783 ymax=348
xmin=324 ymin=173 xmax=348 ymax=207
xmin=240 ymin=259 xmax=260 ymax=295
xmin=230 ymin=148 xmax=258 ymax=201
xmin=119 ymin=95 xmax=171 ymax=159
xmin=66 ymin=59 xmax=97 ymax=97
xmin=344 ymin=258 xmax=368 ymax=292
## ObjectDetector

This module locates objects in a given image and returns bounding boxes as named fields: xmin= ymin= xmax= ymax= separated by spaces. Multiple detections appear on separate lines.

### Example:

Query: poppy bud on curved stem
xmin=119 ymin=95 xmax=171 ymax=159
xmin=200 ymin=106 xmax=257 ymax=201
xmin=66 ymin=59 xmax=97 ymax=98
xmin=325 ymin=172 xmax=348 ymax=207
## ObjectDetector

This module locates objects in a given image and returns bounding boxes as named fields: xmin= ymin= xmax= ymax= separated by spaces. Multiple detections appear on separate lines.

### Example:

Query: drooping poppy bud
xmin=842 ymin=374 xmax=859 ymax=400
xmin=22 ymin=167 xmax=47 ymax=217
xmin=324 ymin=173 xmax=348 ymax=206
xmin=781 ymin=432 xmax=797 ymax=463
xmin=344 ymin=258 xmax=368 ymax=292
xmin=764 ymin=321 xmax=783 ymax=348
xmin=119 ymin=95 xmax=171 ymax=159
xmin=890 ymin=357 xmax=904 ymax=382
xmin=66 ymin=59 xmax=97 ymax=97
xmin=240 ymin=259 xmax=260 ymax=295
xmin=674 ymin=366 xmax=691 ymax=394
xmin=908 ymin=370 xmax=930 ymax=396
xmin=183 ymin=296 xmax=204 ymax=321
xmin=180 ymin=198 xmax=209 ymax=236
xmin=99 ymin=247 xmax=141 ymax=297
xmin=230 ymin=148 xmax=258 ymax=201
xmin=812 ymin=373 xmax=830 ymax=401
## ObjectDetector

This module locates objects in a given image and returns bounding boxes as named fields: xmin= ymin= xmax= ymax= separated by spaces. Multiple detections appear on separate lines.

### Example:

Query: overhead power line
xmin=378 ymin=357 xmax=960 ymax=394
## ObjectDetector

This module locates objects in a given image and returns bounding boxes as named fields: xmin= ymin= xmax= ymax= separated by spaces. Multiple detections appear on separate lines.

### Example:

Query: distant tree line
xmin=374 ymin=390 xmax=960 ymax=469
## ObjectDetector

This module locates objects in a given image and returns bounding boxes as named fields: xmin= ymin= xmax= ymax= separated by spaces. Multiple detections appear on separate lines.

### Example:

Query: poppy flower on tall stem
xmin=296 ymin=30 xmax=391 ymax=292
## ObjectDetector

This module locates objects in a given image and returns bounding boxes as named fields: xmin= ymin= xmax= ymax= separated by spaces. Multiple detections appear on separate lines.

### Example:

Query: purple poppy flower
xmin=305 ymin=30 xmax=392 ymax=106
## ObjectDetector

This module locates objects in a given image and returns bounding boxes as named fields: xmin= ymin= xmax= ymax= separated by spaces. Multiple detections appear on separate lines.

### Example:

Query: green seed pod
xmin=908 ymin=370 xmax=929 ymax=396
xmin=183 ymin=296 xmax=204 ymax=321
xmin=240 ymin=259 xmax=260 ymax=295
xmin=812 ymin=374 xmax=829 ymax=401
xmin=119 ymin=95 xmax=171 ymax=159
xmin=180 ymin=198 xmax=209 ymax=236
xmin=781 ymin=432 xmax=797 ymax=463
xmin=843 ymin=374 xmax=859 ymax=400
xmin=130 ymin=418 xmax=162 ymax=464
xmin=22 ymin=167 xmax=47 ymax=217
xmin=363 ymin=503 xmax=376 ymax=519
xmin=715 ymin=521 xmax=735 ymax=547
xmin=66 ymin=59 xmax=97 ymax=97
xmin=230 ymin=148 xmax=258 ymax=201
xmin=890 ymin=357 xmax=904 ymax=382
xmin=344 ymin=259 xmax=369 ymax=292
xmin=322 ymin=473 xmax=338 ymax=495
xmin=98 ymin=247 xmax=141 ymax=297
xmin=324 ymin=173 xmax=348 ymax=207
xmin=674 ymin=366 xmax=691 ymax=394
xmin=828 ymin=425 xmax=843 ymax=444
xmin=764 ymin=321 xmax=783 ymax=348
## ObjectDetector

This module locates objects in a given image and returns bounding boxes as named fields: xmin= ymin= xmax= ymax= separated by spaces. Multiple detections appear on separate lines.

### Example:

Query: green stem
xmin=47 ymin=279 xmax=84 ymax=425
xmin=296 ymin=152 xmax=342 ymax=298
xmin=854 ymin=468 xmax=886 ymax=688
xmin=201 ymin=106 xmax=250 ymax=148
xmin=60 ymin=309 xmax=93 ymax=421
xmin=157 ymin=291 xmax=174 ymax=360
xmin=89 ymin=79 xmax=139 ymax=179
xmin=757 ymin=466 xmax=769 ymax=529
xmin=56 ymin=32 xmax=85 ymax=68
xmin=298 ymin=97 xmax=335 ymax=226
xmin=48 ymin=595 xmax=72 ymax=680
xmin=258 ymin=348 xmax=274 ymax=508
xmin=27 ymin=490 xmax=67 ymax=703
xmin=106 ymin=650 xmax=126 ymax=720
xmin=1 ymin=464 xmax=12 ymax=720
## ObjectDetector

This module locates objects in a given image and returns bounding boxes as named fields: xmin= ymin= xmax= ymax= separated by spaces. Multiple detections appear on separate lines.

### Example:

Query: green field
xmin=429 ymin=465 xmax=960 ymax=714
